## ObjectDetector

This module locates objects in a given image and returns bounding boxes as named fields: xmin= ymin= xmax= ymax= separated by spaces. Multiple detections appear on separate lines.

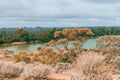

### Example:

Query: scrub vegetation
xmin=0 ymin=27 xmax=120 ymax=80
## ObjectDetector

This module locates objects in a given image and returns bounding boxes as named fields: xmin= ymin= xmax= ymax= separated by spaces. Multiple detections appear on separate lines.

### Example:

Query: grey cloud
xmin=83 ymin=0 xmax=120 ymax=3
xmin=0 ymin=0 xmax=120 ymax=27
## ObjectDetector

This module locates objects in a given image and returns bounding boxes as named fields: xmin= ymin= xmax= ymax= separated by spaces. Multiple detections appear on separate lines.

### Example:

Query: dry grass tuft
xmin=0 ymin=61 xmax=23 ymax=78
xmin=53 ymin=63 xmax=73 ymax=73
xmin=20 ymin=63 xmax=52 ymax=79
xmin=62 ymin=52 xmax=115 ymax=80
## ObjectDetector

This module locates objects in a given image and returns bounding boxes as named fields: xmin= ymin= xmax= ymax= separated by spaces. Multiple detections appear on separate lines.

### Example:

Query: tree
xmin=14 ymin=29 xmax=29 ymax=42
xmin=54 ymin=28 xmax=93 ymax=40
xmin=96 ymin=27 xmax=107 ymax=36
xmin=0 ymin=30 xmax=7 ymax=39
xmin=53 ymin=28 xmax=94 ymax=49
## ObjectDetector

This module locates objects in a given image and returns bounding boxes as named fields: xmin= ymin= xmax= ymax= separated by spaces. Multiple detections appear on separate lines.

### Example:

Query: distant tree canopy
xmin=92 ymin=26 xmax=120 ymax=36
xmin=0 ymin=27 xmax=120 ymax=45
xmin=14 ymin=29 xmax=29 ymax=42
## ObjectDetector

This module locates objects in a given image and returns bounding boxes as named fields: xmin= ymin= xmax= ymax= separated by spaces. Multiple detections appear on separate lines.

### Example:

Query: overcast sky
xmin=0 ymin=0 xmax=120 ymax=27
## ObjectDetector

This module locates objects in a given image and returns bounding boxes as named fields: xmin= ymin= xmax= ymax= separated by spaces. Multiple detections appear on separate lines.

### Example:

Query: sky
xmin=0 ymin=0 xmax=120 ymax=27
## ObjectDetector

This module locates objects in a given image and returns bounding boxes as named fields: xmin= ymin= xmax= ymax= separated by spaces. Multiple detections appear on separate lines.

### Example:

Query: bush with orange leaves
xmin=34 ymin=47 xmax=78 ymax=64
xmin=97 ymin=35 xmax=120 ymax=49
xmin=54 ymin=28 xmax=94 ymax=40
xmin=72 ymin=41 xmax=82 ymax=49
xmin=46 ymin=38 xmax=68 ymax=50
xmin=14 ymin=52 xmax=31 ymax=63
xmin=57 ymin=38 xmax=68 ymax=49
xmin=45 ymin=40 xmax=57 ymax=47
xmin=14 ymin=46 xmax=78 ymax=64
xmin=54 ymin=28 xmax=94 ymax=50
xmin=32 ymin=47 xmax=62 ymax=64
xmin=54 ymin=31 xmax=62 ymax=37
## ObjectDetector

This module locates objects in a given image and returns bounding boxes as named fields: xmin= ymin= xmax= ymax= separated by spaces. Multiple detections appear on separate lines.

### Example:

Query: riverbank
xmin=1 ymin=42 xmax=27 ymax=46
xmin=1 ymin=40 xmax=42 ymax=46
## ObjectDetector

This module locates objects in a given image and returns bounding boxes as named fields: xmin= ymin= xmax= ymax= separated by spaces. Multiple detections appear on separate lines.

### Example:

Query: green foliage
xmin=0 ymin=27 xmax=120 ymax=45
xmin=14 ymin=29 xmax=29 ymax=42
xmin=91 ymin=26 xmax=120 ymax=36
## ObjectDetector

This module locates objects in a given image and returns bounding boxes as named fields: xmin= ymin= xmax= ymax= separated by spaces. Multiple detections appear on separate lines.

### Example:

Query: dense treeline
xmin=91 ymin=27 xmax=120 ymax=36
xmin=0 ymin=27 xmax=120 ymax=45
xmin=0 ymin=28 xmax=59 ymax=44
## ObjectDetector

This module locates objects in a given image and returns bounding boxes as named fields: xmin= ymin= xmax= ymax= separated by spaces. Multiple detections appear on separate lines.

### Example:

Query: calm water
xmin=0 ymin=38 xmax=97 ymax=53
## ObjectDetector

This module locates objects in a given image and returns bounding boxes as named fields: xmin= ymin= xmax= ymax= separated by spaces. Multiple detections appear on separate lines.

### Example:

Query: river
xmin=0 ymin=38 xmax=97 ymax=53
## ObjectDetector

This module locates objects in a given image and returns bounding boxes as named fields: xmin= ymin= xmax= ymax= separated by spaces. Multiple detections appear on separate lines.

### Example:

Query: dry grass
xmin=62 ymin=52 xmax=116 ymax=80
xmin=53 ymin=63 xmax=73 ymax=73
xmin=0 ymin=61 xmax=23 ymax=78
xmin=20 ymin=63 xmax=52 ymax=79
xmin=0 ymin=51 xmax=120 ymax=80
xmin=0 ymin=61 xmax=53 ymax=80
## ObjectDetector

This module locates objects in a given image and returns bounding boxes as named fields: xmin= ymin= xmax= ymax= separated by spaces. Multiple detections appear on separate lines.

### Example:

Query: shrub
xmin=101 ymin=46 xmax=120 ymax=63
xmin=97 ymin=36 xmax=120 ymax=49
xmin=62 ymin=69 xmax=84 ymax=80
xmin=62 ymin=53 xmax=114 ymax=80
xmin=72 ymin=41 xmax=81 ymax=49
xmin=53 ymin=63 xmax=73 ymax=73
xmin=0 ymin=61 xmax=23 ymax=78
xmin=20 ymin=63 xmax=52 ymax=79
xmin=54 ymin=28 xmax=93 ymax=40
xmin=15 ymin=61 xmax=27 ymax=67
xmin=0 ymin=49 xmax=14 ymax=54
xmin=14 ymin=52 xmax=31 ymax=63
xmin=32 ymin=47 xmax=62 ymax=64
xmin=60 ymin=52 xmax=77 ymax=63
xmin=77 ymin=53 xmax=114 ymax=80
xmin=116 ymin=59 xmax=120 ymax=70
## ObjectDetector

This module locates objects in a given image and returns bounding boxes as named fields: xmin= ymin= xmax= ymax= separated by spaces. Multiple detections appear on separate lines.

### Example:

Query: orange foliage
xmin=14 ymin=52 xmax=31 ymax=63
xmin=97 ymin=36 xmax=120 ymax=48
xmin=54 ymin=28 xmax=93 ymax=40
xmin=46 ymin=40 xmax=57 ymax=47
xmin=33 ymin=47 xmax=62 ymax=64
xmin=54 ymin=31 xmax=62 ymax=37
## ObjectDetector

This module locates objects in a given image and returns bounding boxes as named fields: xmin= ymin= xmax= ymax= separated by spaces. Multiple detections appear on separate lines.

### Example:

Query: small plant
xmin=53 ymin=63 xmax=73 ymax=73
xmin=72 ymin=41 xmax=82 ymax=49
xmin=33 ymin=47 xmax=62 ymax=64
xmin=57 ymin=38 xmax=68 ymax=49
xmin=20 ymin=63 xmax=52 ymax=79
xmin=14 ymin=52 xmax=31 ymax=63
xmin=0 ymin=61 xmax=23 ymax=78
xmin=116 ymin=59 xmax=120 ymax=70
